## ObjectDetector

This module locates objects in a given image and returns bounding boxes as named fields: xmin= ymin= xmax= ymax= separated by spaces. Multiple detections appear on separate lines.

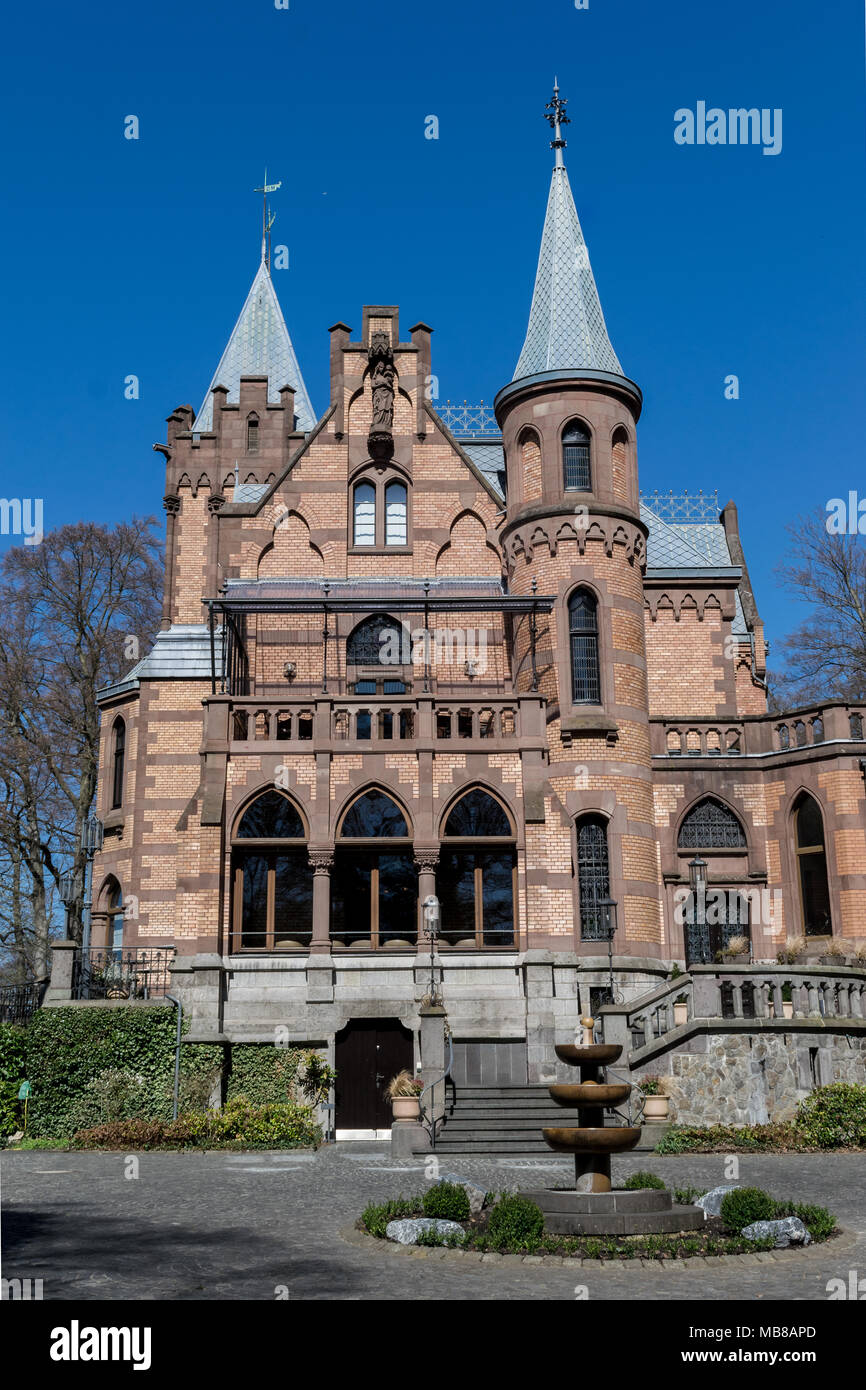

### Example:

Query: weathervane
xmin=254 ymin=169 xmax=282 ymax=269
xmin=545 ymin=78 xmax=570 ymax=165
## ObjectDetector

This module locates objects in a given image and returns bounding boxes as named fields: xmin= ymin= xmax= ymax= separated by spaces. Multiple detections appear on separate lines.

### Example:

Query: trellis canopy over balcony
xmin=204 ymin=577 xmax=554 ymax=698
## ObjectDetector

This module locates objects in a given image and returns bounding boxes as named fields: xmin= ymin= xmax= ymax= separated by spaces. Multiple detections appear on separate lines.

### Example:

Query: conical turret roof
xmin=193 ymin=259 xmax=316 ymax=433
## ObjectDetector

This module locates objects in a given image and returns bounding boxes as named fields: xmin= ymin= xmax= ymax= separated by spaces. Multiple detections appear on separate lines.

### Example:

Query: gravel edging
xmin=339 ymin=1224 xmax=854 ymax=1269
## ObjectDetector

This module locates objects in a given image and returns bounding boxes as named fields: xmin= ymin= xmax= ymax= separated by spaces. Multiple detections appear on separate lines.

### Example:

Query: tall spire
xmin=513 ymin=82 xmax=623 ymax=381
xmin=192 ymin=258 xmax=316 ymax=434
xmin=254 ymin=170 xmax=281 ymax=269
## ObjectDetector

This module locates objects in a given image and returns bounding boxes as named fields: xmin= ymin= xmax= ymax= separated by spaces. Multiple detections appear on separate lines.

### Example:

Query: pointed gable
xmin=514 ymin=162 xmax=622 ymax=380
xmin=193 ymin=260 xmax=316 ymax=433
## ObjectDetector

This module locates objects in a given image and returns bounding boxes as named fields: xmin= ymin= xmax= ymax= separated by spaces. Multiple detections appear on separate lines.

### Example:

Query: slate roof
xmin=513 ymin=161 xmax=623 ymax=381
xmin=193 ymin=260 xmax=316 ymax=434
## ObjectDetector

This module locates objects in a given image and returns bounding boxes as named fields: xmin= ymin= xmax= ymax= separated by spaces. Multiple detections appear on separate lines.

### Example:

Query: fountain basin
xmin=554 ymin=1043 xmax=622 ymax=1066
xmin=549 ymin=1083 xmax=631 ymax=1107
xmin=542 ymin=1126 xmax=641 ymax=1154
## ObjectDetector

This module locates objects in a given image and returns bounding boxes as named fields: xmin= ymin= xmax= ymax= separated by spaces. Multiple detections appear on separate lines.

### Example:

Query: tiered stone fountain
xmin=523 ymin=1017 xmax=705 ymax=1235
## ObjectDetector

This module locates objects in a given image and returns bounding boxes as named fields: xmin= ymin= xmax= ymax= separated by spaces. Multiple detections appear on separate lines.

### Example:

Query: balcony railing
xmin=72 ymin=949 xmax=176 ymax=1001
xmin=653 ymin=702 xmax=866 ymax=760
xmin=221 ymin=696 xmax=539 ymax=749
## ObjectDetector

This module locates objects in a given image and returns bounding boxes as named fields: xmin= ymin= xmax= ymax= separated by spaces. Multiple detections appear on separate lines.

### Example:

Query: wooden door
xmin=334 ymin=1018 xmax=414 ymax=1130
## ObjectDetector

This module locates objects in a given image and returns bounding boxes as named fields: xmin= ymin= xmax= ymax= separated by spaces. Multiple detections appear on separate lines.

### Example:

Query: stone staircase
xmin=419 ymin=1084 xmax=614 ymax=1157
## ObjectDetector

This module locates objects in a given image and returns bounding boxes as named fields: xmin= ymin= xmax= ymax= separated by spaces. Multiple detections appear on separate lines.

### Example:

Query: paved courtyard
xmin=2 ymin=1146 xmax=864 ymax=1300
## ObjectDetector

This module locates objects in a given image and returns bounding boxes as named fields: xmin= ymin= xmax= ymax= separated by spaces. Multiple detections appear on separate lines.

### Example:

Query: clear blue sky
xmin=1 ymin=0 xmax=864 ymax=657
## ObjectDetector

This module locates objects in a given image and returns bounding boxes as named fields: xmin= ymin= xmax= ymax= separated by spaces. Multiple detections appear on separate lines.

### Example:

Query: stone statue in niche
xmin=368 ymin=330 xmax=395 ymax=460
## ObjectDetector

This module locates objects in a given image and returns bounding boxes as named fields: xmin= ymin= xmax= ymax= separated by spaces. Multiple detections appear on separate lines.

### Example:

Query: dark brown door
xmin=334 ymin=1018 xmax=414 ymax=1129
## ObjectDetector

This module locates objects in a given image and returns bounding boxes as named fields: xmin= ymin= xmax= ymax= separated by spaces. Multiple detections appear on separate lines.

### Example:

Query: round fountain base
xmin=520 ymin=1188 xmax=707 ymax=1237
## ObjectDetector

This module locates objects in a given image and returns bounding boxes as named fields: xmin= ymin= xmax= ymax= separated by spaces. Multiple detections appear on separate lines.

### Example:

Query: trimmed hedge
xmin=225 ymin=1042 xmax=333 ymax=1107
xmin=796 ymin=1083 xmax=866 ymax=1148
xmin=0 ymin=1024 xmax=27 ymax=1134
xmin=72 ymin=1097 xmax=321 ymax=1151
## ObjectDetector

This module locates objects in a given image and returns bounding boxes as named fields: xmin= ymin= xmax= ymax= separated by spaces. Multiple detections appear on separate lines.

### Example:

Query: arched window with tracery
xmin=677 ymin=798 xmax=747 ymax=849
xmin=793 ymin=792 xmax=832 ymax=937
xmin=576 ymin=815 xmax=610 ymax=941
xmin=346 ymin=613 xmax=406 ymax=671
xmin=231 ymin=790 xmax=312 ymax=950
xmin=246 ymin=413 xmax=259 ymax=454
xmin=562 ymin=420 xmax=591 ymax=491
xmin=111 ymin=718 xmax=126 ymax=810
xmin=331 ymin=789 xmax=415 ymax=949
xmin=569 ymin=589 xmax=601 ymax=704
xmin=437 ymin=788 xmax=516 ymax=948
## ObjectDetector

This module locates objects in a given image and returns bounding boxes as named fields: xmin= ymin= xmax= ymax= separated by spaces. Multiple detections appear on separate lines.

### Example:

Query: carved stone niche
xmin=367 ymin=331 xmax=395 ymax=462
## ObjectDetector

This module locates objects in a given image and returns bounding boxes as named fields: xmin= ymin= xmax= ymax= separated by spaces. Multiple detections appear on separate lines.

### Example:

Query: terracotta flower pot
xmin=642 ymin=1095 xmax=669 ymax=1121
xmin=391 ymin=1096 xmax=421 ymax=1122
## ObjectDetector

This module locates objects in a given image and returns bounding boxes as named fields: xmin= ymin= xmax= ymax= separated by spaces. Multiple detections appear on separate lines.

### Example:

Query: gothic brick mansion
xmin=90 ymin=94 xmax=866 ymax=1126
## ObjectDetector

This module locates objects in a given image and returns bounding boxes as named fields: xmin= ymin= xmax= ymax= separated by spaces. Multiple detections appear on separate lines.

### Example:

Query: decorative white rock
xmin=695 ymin=1185 xmax=740 ymax=1217
xmin=741 ymin=1217 xmax=811 ymax=1248
xmin=435 ymin=1173 xmax=488 ymax=1216
xmin=385 ymin=1218 xmax=466 ymax=1245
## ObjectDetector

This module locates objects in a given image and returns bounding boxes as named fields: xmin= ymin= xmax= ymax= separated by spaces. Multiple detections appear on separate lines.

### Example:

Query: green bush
xmin=25 ymin=1006 xmax=223 ymax=1138
xmin=623 ymin=1170 xmax=665 ymax=1190
xmin=0 ymin=1024 xmax=27 ymax=1135
xmin=796 ymin=1083 xmax=866 ymax=1149
xmin=673 ymin=1185 xmax=703 ymax=1206
xmin=361 ymin=1197 xmax=421 ymax=1238
xmin=720 ymin=1187 xmax=778 ymax=1232
xmin=422 ymin=1181 xmax=470 ymax=1221
xmin=655 ymin=1122 xmax=805 ymax=1154
xmin=487 ymin=1195 xmax=544 ymax=1247
xmin=773 ymin=1200 xmax=836 ymax=1242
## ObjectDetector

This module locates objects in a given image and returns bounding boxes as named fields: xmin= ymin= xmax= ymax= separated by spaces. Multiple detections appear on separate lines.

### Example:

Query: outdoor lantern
xmin=80 ymin=817 xmax=104 ymax=855
xmin=688 ymin=855 xmax=708 ymax=895
xmin=58 ymin=868 xmax=79 ymax=908
xmin=422 ymin=894 xmax=441 ymax=939
xmin=283 ymin=661 xmax=297 ymax=680
xmin=598 ymin=896 xmax=617 ymax=939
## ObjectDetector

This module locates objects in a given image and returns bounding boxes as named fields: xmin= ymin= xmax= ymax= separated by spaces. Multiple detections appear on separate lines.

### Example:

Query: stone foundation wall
xmin=637 ymin=1031 xmax=866 ymax=1126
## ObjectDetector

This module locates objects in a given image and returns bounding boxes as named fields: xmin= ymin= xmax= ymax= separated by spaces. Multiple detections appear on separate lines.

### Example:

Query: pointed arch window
xmin=106 ymin=881 xmax=125 ymax=957
xmin=562 ymin=420 xmax=591 ymax=491
xmin=111 ymin=718 xmax=126 ymax=810
xmin=385 ymin=482 xmax=408 ymax=545
xmin=569 ymin=589 xmax=601 ymax=704
xmin=437 ymin=788 xmax=515 ymax=948
xmin=246 ymin=414 xmax=260 ymax=454
xmin=353 ymin=481 xmax=376 ymax=546
xmin=576 ymin=816 xmax=610 ymax=941
xmin=231 ymin=791 xmax=312 ymax=950
xmin=347 ymin=613 xmax=406 ymax=668
xmin=677 ymin=798 xmax=746 ymax=849
xmin=794 ymin=793 xmax=832 ymax=937
xmin=332 ymin=789 xmax=415 ymax=949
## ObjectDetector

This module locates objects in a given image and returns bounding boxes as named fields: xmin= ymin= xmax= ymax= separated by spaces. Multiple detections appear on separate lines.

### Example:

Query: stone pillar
xmin=43 ymin=940 xmax=78 ymax=1004
xmin=161 ymin=495 xmax=180 ymax=630
xmin=173 ymin=953 xmax=226 ymax=1041
xmin=414 ymin=849 xmax=438 ymax=948
xmin=309 ymin=851 xmax=334 ymax=955
xmin=419 ymin=1004 xmax=447 ymax=1139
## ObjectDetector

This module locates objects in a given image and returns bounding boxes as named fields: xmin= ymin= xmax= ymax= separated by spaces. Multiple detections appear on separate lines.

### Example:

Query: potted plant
xmin=777 ymin=935 xmax=806 ymax=965
xmin=637 ymin=1076 xmax=669 ymax=1122
xmin=673 ymin=994 xmax=689 ymax=1027
xmin=384 ymin=1069 xmax=423 ymax=1122
xmin=721 ymin=935 xmax=750 ymax=964
xmin=819 ymin=939 xmax=850 ymax=968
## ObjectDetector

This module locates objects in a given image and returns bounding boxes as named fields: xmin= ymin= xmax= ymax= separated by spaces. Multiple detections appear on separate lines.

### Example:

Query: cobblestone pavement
xmin=2 ymin=1146 xmax=864 ymax=1301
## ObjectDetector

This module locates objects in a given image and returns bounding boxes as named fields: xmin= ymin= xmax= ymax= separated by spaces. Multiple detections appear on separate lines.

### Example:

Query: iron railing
xmin=72 ymin=948 xmax=175 ymax=1001
xmin=0 ymin=980 xmax=43 ymax=1025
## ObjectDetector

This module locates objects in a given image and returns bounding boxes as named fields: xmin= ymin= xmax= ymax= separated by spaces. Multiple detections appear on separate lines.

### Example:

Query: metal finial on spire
xmin=544 ymin=80 xmax=570 ymax=167
xmin=254 ymin=169 xmax=282 ymax=269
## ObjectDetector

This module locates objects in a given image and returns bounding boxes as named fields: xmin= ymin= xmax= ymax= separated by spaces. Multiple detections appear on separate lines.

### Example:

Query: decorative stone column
xmin=414 ymin=849 xmax=439 ymax=948
xmin=161 ymin=495 xmax=181 ymax=630
xmin=309 ymin=850 xmax=334 ymax=955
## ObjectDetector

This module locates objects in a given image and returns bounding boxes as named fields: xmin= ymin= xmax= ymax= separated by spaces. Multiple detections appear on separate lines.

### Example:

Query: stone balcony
xmin=652 ymin=701 xmax=866 ymax=762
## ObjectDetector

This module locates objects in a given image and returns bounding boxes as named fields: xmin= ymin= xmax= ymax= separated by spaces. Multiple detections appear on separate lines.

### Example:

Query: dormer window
xmin=246 ymin=414 xmax=260 ymax=454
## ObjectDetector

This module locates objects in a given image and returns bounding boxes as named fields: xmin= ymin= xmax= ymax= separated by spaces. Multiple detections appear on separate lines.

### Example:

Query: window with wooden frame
xmin=231 ymin=790 xmax=313 ymax=950
xmin=793 ymin=792 xmax=833 ymax=937
xmin=111 ymin=718 xmax=126 ymax=810
xmin=331 ymin=788 xmax=416 ymax=949
xmin=350 ymin=473 xmax=411 ymax=549
xmin=437 ymin=788 xmax=516 ymax=949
